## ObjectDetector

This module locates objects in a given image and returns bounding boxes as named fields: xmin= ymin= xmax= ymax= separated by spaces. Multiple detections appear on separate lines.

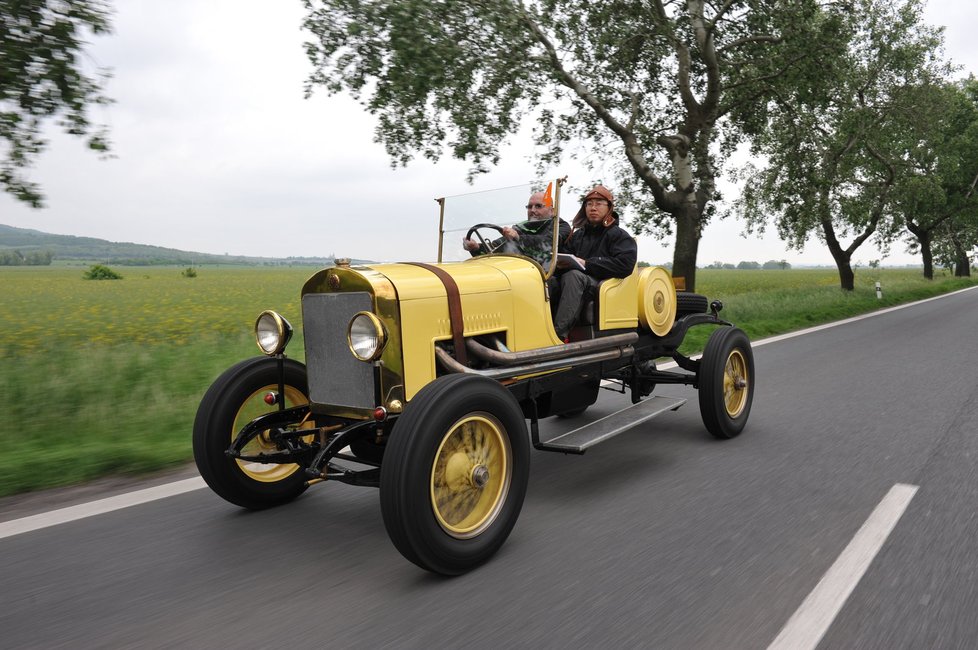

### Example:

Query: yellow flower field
xmin=0 ymin=263 xmax=974 ymax=497
xmin=1 ymin=266 xmax=315 ymax=355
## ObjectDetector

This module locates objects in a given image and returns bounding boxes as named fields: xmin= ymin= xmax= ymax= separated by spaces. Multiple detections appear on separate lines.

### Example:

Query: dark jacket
xmin=565 ymin=217 xmax=637 ymax=280
xmin=517 ymin=217 xmax=572 ymax=260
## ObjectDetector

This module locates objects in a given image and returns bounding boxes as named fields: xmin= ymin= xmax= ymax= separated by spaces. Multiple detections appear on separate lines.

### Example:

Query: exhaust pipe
xmin=465 ymin=332 xmax=638 ymax=366
xmin=436 ymin=344 xmax=635 ymax=380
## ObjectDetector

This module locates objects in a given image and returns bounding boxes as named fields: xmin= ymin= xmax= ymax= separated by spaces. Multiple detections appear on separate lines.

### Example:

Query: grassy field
xmin=1 ymin=265 xmax=975 ymax=497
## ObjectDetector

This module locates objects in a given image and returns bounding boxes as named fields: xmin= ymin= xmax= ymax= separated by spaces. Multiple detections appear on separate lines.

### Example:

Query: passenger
xmin=548 ymin=185 xmax=637 ymax=340
xmin=462 ymin=190 xmax=571 ymax=263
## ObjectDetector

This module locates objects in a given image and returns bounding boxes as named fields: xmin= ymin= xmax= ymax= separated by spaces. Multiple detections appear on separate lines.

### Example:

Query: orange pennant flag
xmin=542 ymin=182 xmax=553 ymax=208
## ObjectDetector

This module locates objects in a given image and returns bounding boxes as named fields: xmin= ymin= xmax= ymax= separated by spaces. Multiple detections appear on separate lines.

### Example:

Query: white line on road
xmin=767 ymin=483 xmax=919 ymax=650
xmin=5 ymin=286 xmax=973 ymax=538
xmin=0 ymin=477 xmax=206 ymax=540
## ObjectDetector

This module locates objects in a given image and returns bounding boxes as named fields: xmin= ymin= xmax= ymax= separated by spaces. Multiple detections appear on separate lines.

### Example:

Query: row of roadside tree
xmin=4 ymin=1 xmax=977 ymax=290
xmin=300 ymin=0 xmax=977 ymax=290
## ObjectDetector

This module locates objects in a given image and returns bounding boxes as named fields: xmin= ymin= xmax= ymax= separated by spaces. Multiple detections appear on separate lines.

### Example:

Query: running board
xmin=534 ymin=396 xmax=687 ymax=454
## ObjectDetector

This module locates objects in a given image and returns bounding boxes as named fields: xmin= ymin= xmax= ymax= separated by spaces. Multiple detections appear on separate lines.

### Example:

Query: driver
xmin=462 ymin=191 xmax=571 ymax=263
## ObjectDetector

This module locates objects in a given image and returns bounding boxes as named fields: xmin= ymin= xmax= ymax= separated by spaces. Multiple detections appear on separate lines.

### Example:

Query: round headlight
xmin=348 ymin=311 xmax=387 ymax=361
xmin=255 ymin=310 xmax=293 ymax=356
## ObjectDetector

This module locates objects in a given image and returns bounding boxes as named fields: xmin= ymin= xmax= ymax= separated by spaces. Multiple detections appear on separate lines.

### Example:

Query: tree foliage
xmin=0 ymin=0 xmax=112 ymax=207
xmin=890 ymin=79 xmax=978 ymax=279
xmin=736 ymin=0 xmax=947 ymax=289
xmin=303 ymin=0 xmax=842 ymax=291
xmin=0 ymin=247 xmax=52 ymax=264
xmin=82 ymin=263 xmax=121 ymax=279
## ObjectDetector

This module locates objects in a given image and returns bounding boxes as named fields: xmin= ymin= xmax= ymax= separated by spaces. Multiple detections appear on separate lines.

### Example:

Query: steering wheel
xmin=465 ymin=223 xmax=507 ymax=254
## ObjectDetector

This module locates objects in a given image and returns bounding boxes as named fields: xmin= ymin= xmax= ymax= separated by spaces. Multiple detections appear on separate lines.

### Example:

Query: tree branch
xmin=709 ymin=0 xmax=738 ymax=31
xmin=716 ymin=35 xmax=782 ymax=54
xmin=843 ymin=142 xmax=895 ymax=255
xmin=515 ymin=4 xmax=668 ymax=203
xmin=719 ymin=51 xmax=813 ymax=96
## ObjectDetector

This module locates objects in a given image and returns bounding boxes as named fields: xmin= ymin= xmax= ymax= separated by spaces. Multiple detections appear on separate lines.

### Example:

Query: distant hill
xmin=0 ymin=224 xmax=347 ymax=266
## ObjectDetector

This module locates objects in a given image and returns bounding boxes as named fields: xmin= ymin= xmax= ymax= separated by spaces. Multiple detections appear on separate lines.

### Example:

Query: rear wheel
xmin=380 ymin=374 xmax=530 ymax=575
xmin=697 ymin=328 xmax=754 ymax=439
xmin=193 ymin=357 xmax=312 ymax=509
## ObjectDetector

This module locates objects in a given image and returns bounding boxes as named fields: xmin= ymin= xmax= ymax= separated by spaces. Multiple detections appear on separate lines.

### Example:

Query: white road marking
xmin=0 ymin=477 xmax=206 ymax=540
xmin=767 ymin=483 xmax=919 ymax=650
xmin=4 ymin=286 xmax=973 ymax=537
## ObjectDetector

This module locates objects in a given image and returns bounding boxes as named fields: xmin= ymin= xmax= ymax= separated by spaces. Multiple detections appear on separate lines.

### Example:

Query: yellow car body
xmin=300 ymin=253 xmax=649 ymax=416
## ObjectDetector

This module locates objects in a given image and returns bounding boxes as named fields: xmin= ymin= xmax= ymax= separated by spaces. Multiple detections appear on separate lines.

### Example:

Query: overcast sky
xmin=1 ymin=1 xmax=975 ymax=266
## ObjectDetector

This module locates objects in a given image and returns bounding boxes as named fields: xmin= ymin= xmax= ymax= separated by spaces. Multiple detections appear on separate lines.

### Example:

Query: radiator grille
xmin=302 ymin=292 xmax=374 ymax=409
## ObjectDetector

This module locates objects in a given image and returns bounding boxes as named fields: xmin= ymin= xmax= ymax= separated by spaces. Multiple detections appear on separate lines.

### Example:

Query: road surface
xmin=2 ymin=287 xmax=977 ymax=649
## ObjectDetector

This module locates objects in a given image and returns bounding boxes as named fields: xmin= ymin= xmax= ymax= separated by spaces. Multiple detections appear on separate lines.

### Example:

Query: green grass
xmin=0 ymin=265 xmax=975 ymax=497
xmin=678 ymin=268 xmax=978 ymax=354
xmin=0 ymin=266 xmax=313 ymax=496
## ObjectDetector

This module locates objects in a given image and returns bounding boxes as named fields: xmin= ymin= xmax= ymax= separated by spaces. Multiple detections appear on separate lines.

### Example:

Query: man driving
xmin=462 ymin=190 xmax=571 ymax=262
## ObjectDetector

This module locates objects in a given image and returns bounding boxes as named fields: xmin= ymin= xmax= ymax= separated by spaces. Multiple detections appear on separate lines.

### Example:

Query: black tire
xmin=676 ymin=292 xmax=709 ymax=316
xmin=697 ymin=327 xmax=754 ymax=439
xmin=380 ymin=374 xmax=530 ymax=575
xmin=193 ymin=357 xmax=311 ymax=510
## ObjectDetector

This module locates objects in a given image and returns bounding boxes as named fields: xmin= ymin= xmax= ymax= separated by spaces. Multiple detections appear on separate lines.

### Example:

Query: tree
xmin=0 ymin=0 xmax=112 ymax=207
xmin=736 ymin=0 xmax=946 ymax=290
xmin=905 ymin=78 xmax=978 ymax=279
xmin=303 ymin=0 xmax=842 ymax=291
xmin=883 ymin=80 xmax=978 ymax=279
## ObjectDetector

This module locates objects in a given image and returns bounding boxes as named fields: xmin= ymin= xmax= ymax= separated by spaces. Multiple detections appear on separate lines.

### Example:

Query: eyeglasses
xmin=525 ymin=203 xmax=546 ymax=209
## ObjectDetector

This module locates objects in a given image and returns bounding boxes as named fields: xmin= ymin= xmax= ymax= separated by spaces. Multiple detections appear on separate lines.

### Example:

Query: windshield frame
xmin=435 ymin=177 xmax=566 ymax=279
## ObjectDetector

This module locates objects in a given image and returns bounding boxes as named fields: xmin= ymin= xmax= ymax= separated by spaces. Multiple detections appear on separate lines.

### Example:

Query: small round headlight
xmin=348 ymin=311 xmax=387 ymax=361
xmin=255 ymin=310 xmax=293 ymax=356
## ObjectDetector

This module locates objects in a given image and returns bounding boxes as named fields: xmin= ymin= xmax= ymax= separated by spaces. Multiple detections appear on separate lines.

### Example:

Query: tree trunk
xmin=919 ymin=231 xmax=933 ymax=280
xmin=952 ymin=238 xmax=971 ymax=277
xmin=905 ymin=220 xmax=935 ymax=280
xmin=671 ymin=203 xmax=701 ymax=292
xmin=820 ymin=207 xmax=856 ymax=291
xmin=833 ymin=256 xmax=855 ymax=291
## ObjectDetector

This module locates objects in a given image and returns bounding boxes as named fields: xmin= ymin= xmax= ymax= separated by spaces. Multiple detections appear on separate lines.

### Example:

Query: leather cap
xmin=583 ymin=185 xmax=613 ymax=203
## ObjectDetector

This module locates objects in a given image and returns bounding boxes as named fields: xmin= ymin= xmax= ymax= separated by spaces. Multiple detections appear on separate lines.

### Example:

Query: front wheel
xmin=697 ymin=327 xmax=754 ymax=439
xmin=380 ymin=374 xmax=530 ymax=575
xmin=193 ymin=357 xmax=312 ymax=509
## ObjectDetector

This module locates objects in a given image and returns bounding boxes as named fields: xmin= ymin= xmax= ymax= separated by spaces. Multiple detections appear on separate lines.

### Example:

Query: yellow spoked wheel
xmin=193 ymin=357 xmax=312 ymax=510
xmin=723 ymin=350 xmax=750 ymax=418
xmin=430 ymin=413 xmax=512 ymax=539
xmin=233 ymin=384 xmax=314 ymax=482
xmin=380 ymin=374 xmax=530 ymax=575
xmin=698 ymin=327 xmax=755 ymax=439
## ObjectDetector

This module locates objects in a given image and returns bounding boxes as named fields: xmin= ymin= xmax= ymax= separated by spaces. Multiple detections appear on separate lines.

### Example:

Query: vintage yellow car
xmin=193 ymin=179 xmax=754 ymax=575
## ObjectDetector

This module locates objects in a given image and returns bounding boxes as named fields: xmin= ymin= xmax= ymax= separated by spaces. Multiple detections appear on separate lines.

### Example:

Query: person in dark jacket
xmin=548 ymin=185 xmax=637 ymax=339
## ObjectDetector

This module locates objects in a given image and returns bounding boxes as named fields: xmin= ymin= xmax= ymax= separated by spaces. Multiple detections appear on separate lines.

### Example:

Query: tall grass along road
xmin=1 ymin=265 xmax=974 ymax=496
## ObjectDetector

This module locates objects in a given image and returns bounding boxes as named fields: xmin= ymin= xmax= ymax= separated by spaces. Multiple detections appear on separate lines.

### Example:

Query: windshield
xmin=437 ymin=179 xmax=564 ymax=277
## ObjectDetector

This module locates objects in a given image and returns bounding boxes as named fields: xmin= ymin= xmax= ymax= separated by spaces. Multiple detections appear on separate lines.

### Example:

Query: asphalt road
xmin=2 ymin=287 xmax=977 ymax=649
